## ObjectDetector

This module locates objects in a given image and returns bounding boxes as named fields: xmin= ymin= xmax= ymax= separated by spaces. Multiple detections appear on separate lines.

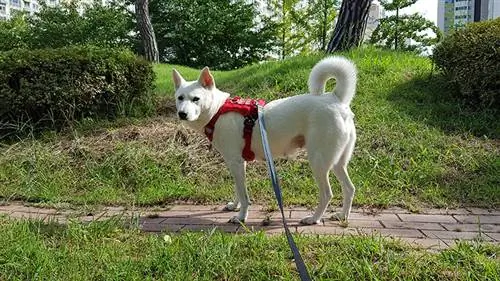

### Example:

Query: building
xmin=438 ymin=0 xmax=500 ymax=34
xmin=0 ymin=0 xmax=113 ymax=21
xmin=0 ymin=0 xmax=62 ymax=20
xmin=364 ymin=1 xmax=385 ymax=41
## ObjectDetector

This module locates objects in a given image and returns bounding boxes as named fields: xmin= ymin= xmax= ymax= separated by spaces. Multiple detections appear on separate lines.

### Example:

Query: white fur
xmin=172 ymin=56 xmax=358 ymax=225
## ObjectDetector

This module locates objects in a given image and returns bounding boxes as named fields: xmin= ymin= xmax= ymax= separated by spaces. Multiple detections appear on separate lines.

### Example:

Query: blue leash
xmin=257 ymin=106 xmax=312 ymax=281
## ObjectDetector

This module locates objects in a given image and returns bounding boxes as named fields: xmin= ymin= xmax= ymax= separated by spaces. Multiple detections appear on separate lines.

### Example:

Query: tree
xmin=370 ymin=0 xmax=442 ymax=52
xmin=0 ymin=13 xmax=29 ymax=51
xmin=150 ymin=0 xmax=278 ymax=69
xmin=327 ymin=0 xmax=372 ymax=52
xmin=135 ymin=0 xmax=159 ymax=62
xmin=309 ymin=0 xmax=339 ymax=51
xmin=25 ymin=1 xmax=135 ymax=50
xmin=266 ymin=0 xmax=338 ymax=57
xmin=267 ymin=0 xmax=300 ymax=59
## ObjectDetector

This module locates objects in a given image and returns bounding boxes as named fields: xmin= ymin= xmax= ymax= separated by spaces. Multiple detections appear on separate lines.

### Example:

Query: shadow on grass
xmin=387 ymin=73 xmax=499 ymax=139
xmin=433 ymin=156 xmax=500 ymax=208
xmin=387 ymin=73 xmax=499 ymax=208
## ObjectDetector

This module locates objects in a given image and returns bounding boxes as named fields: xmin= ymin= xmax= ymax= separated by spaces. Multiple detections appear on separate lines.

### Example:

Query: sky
xmin=381 ymin=0 xmax=439 ymax=24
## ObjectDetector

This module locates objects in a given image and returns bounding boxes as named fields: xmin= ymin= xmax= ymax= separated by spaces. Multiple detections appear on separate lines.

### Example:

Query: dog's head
xmin=172 ymin=67 xmax=216 ymax=122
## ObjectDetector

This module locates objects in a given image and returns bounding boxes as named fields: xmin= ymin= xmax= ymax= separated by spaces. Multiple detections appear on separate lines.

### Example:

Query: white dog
xmin=172 ymin=56 xmax=357 ymax=225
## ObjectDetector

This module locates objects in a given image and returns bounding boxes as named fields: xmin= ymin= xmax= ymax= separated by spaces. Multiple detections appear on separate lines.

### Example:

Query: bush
xmin=432 ymin=18 xmax=500 ymax=107
xmin=0 ymin=46 xmax=155 ymax=138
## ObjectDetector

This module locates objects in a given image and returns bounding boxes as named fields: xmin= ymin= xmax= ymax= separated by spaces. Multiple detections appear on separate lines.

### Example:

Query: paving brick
xmin=453 ymin=215 xmax=500 ymax=224
xmin=247 ymin=211 xmax=279 ymax=220
xmin=289 ymin=210 xmax=314 ymax=219
xmin=466 ymin=208 xmax=500 ymax=215
xmin=417 ymin=208 xmax=471 ymax=215
xmin=381 ymin=221 xmax=445 ymax=230
xmin=0 ymin=204 xmax=23 ymax=212
xmin=155 ymin=210 xmax=193 ymax=218
xmin=141 ymin=223 xmax=184 ymax=232
xmin=8 ymin=211 xmax=48 ymax=220
xmin=295 ymin=225 xmax=358 ymax=235
xmin=264 ymin=227 xmax=286 ymax=235
xmin=361 ymin=228 xmax=425 ymax=238
xmin=194 ymin=210 xmax=242 ymax=219
xmin=398 ymin=237 xmax=449 ymax=250
xmin=163 ymin=216 xmax=218 ymax=225
xmin=169 ymin=205 xmax=220 ymax=211
xmin=348 ymin=212 xmax=401 ymax=222
xmin=398 ymin=214 xmax=457 ymax=223
xmin=326 ymin=219 xmax=382 ymax=229
xmin=16 ymin=206 xmax=58 ymax=214
xmin=422 ymin=230 xmax=493 ymax=241
xmin=243 ymin=217 xmax=301 ymax=227
xmin=181 ymin=224 xmax=240 ymax=233
xmin=441 ymin=223 xmax=500 ymax=233
xmin=139 ymin=217 xmax=167 ymax=225
xmin=379 ymin=207 xmax=412 ymax=214
xmin=485 ymin=232 xmax=500 ymax=241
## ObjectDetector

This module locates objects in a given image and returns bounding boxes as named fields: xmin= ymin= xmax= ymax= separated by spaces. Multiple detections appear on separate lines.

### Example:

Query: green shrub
xmin=0 ymin=46 xmax=155 ymax=138
xmin=432 ymin=18 xmax=500 ymax=107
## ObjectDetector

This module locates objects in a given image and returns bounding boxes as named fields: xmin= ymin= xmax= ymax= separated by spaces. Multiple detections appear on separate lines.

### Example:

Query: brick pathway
xmin=1 ymin=203 xmax=499 ymax=250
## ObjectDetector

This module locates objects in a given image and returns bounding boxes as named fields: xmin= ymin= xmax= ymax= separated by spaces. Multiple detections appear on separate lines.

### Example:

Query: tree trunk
xmin=326 ymin=0 xmax=372 ymax=52
xmin=321 ymin=0 xmax=328 ymax=51
xmin=394 ymin=7 xmax=399 ymax=50
xmin=136 ymin=0 xmax=159 ymax=62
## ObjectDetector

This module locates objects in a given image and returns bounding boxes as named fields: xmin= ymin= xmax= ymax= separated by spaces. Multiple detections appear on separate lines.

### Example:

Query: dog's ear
xmin=198 ymin=67 xmax=215 ymax=90
xmin=172 ymin=69 xmax=185 ymax=91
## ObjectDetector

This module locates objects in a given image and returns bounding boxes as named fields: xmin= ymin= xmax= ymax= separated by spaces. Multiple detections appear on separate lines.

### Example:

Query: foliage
xmin=0 ymin=46 xmax=155 ymax=138
xmin=149 ymin=0 xmax=278 ymax=70
xmin=432 ymin=18 xmax=500 ymax=107
xmin=0 ymin=0 xmax=136 ymax=52
xmin=267 ymin=0 xmax=338 ymax=57
xmin=0 ymin=13 xmax=29 ymax=51
xmin=308 ymin=0 xmax=339 ymax=51
xmin=370 ymin=0 xmax=442 ymax=52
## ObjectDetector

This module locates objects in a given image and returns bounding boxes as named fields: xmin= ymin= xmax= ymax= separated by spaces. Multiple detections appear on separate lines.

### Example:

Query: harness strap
xmin=204 ymin=97 xmax=265 ymax=161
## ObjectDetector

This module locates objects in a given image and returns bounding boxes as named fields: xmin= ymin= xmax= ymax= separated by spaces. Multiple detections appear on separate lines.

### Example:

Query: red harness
xmin=204 ymin=97 xmax=266 ymax=161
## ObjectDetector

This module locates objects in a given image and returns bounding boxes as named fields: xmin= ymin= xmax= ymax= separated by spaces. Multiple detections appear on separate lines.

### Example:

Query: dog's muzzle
xmin=178 ymin=112 xmax=188 ymax=120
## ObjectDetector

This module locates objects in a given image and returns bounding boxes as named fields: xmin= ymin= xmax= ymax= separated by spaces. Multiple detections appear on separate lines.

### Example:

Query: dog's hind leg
xmin=225 ymin=160 xmax=250 ymax=223
xmin=331 ymin=130 xmax=356 ymax=221
xmin=300 ymin=151 xmax=334 ymax=225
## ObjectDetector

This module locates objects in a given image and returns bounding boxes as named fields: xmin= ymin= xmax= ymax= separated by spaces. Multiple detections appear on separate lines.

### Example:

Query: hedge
xmin=0 ymin=46 xmax=155 ymax=137
xmin=432 ymin=18 xmax=500 ymax=108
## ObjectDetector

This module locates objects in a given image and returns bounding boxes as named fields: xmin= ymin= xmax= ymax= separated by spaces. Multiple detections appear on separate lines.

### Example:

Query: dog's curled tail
xmin=308 ymin=56 xmax=357 ymax=105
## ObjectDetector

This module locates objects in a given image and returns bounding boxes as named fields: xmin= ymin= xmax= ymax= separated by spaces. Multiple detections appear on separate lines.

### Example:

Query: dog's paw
xmin=330 ymin=212 xmax=348 ymax=222
xmin=223 ymin=202 xmax=239 ymax=212
xmin=300 ymin=216 xmax=320 ymax=225
xmin=228 ymin=216 xmax=245 ymax=224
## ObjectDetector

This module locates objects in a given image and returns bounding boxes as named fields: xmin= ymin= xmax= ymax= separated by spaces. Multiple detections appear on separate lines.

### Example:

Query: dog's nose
xmin=178 ymin=112 xmax=188 ymax=120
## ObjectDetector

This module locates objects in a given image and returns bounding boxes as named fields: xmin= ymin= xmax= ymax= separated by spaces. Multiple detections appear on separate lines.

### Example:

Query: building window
xmin=0 ymin=4 xmax=5 ymax=14
xmin=11 ymin=0 xmax=20 ymax=7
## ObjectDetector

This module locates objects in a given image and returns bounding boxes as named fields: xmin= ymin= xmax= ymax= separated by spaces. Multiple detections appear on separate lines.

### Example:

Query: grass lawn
xmin=0 ymin=217 xmax=498 ymax=281
xmin=0 ymin=47 xmax=498 ymax=210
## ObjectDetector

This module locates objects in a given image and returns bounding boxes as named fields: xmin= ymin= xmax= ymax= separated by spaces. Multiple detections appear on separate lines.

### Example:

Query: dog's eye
xmin=177 ymin=96 xmax=184 ymax=101
xmin=192 ymin=97 xmax=200 ymax=102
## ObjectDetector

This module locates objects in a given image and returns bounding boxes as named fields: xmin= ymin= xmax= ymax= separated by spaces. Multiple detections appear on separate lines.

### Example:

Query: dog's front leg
xmin=225 ymin=160 xmax=250 ymax=223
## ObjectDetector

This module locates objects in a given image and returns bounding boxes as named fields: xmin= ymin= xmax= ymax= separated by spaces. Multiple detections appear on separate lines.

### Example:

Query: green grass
xmin=0 ymin=47 xmax=498 ymax=209
xmin=0 ymin=217 xmax=498 ymax=281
